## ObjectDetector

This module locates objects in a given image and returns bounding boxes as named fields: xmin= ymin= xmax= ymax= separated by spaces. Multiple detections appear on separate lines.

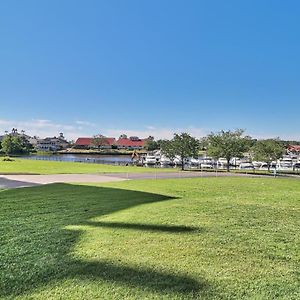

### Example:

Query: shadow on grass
xmin=73 ymin=260 xmax=203 ymax=294
xmin=0 ymin=183 xmax=206 ymax=298
xmin=0 ymin=177 xmax=40 ymax=189
xmin=84 ymin=221 xmax=197 ymax=233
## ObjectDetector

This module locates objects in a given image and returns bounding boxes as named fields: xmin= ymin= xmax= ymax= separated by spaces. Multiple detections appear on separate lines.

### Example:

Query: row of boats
xmin=139 ymin=151 xmax=300 ymax=170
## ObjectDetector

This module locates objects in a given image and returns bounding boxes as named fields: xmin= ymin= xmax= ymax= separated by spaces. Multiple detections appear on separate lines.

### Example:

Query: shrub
xmin=2 ymin=157 xmax=15 ymax=162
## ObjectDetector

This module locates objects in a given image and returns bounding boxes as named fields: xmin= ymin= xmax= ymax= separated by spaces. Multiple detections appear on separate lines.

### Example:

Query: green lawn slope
xmin=0 ymin=177 xmax=299 ymax=299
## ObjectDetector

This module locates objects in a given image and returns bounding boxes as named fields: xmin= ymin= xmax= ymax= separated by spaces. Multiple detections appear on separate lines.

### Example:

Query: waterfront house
xmin=74 ymin=135 xmax=146 ymax=150
xmin=36 ymin=133 xmax=69 ymax=151
xmin=287 ymin=144 xmax=300 ymax=154
xmin=116 ymin=136 xmax=146 ymax=150
xmin=75 ymin=137 xmax=116 ymax=149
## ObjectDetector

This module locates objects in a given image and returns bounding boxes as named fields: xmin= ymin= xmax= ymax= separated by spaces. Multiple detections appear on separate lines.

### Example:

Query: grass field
xmin=0 ymin=177 xmax=299 ymax=299
xmin=0 ymin=158 xmax=176 ymax=174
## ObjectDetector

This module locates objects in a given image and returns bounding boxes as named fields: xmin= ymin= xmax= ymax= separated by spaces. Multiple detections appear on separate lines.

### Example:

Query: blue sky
xmin=0 ymin=0 xmax=300 ymax=140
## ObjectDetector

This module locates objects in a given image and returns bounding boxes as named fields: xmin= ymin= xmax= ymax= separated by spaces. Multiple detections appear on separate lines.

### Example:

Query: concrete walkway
xmin=104 ymin=171 xmax=264 ymax=180
xmin=0 ymin=171 xmax=267 ymax=189
xmin=1 ymin=170 xmax=297 ymax=189
xmin=0 ymin=174 xmax=127 ymax=189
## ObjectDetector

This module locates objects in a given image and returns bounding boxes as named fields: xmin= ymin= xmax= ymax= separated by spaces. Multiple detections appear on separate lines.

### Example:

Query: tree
xmin=144 ymin=137 xmax=158 ymax=151
xmin=91 ymin=135 xmax=109 ymax=149
xmin=2 ymin=135 xmax=15 ymax=155
xmin=161 ymin=133 xmax=199 ymax=170
xmin=1 ymin=135 xmax=31 ymax=155
xmin=199 ymin=137 xmax=209 ymax=151
xmin=207 ymin=129 xmax=252 ymax=171
xmin=160 ymin=139 xmax=177 ymax=164
xmin=251 ymin=139 xmax=284 ymax=170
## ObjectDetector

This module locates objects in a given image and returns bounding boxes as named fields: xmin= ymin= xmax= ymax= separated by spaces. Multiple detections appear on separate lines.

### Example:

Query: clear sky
xmin=0 ymin=0 xmax=300 ymax=140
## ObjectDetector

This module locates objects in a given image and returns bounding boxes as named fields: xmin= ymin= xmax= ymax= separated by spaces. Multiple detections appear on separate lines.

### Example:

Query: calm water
xmin=22 ymin=154 xmax=134 ymax=165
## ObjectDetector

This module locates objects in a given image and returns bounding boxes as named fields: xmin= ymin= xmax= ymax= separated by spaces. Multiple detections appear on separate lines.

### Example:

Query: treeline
xmin=145 ymin=129 xmax=288 ymax=171
xmin=0 ymin=135 xmax=33 ymax=155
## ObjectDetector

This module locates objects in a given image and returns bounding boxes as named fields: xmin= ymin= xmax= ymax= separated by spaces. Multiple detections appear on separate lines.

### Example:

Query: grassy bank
xmin=0 ymin=158 xmax=176 ymax=174
xmin=188 ymin=167 xmax=300 ymax=177
xmin=0 ymin=177 xmax=299 ymax=299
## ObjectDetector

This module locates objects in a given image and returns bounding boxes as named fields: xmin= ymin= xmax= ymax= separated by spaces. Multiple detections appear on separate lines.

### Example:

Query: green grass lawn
xmin=0 ymin=158 xmax=176 ymax=174
xmin=0 ymin=177 xmax=299 ymax=299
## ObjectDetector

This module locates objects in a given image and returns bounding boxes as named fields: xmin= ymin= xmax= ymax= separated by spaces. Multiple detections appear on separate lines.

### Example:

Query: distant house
xmin=287 ymin=144 xmax=300 ymax=154
xmin=74 ymin=135 xmax=146 ymax=150
xmin=36 ymin=133 xmax=69 ymax=151
xmin=28 ymin=136 xmax=39 ymax=147
xmin=75 ymin=137 xmax=116 ymax=149
xmin=116 ymin=136 xmax=146 ymax=150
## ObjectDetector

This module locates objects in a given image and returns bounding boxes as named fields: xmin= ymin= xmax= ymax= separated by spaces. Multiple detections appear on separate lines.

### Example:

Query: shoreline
xmin=0 ymin=150 xmax=148 ymax=156
xmin=57 ymin=150 xmax=147 ymax=156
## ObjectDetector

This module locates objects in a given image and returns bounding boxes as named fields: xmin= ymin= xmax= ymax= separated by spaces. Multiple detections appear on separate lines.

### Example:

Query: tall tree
xmin=2 ymin=135 xmax=15 ymax=155
xmin=91 ymin=135 xmax=110 ymax=149
xmin=207 ymin=129 xmax=252 ymax=171
xmin=1 ymin=135 xmax=31 ymax=155
xmin=160 ymin=139 xmax=177 ymax=164
xmin=162 ymin=133 xmax=199 ymax=170
xmin=144 ymin=137 xmax=158 ymax=151
xmin=252 ymin=139 xmax=284 ymax=170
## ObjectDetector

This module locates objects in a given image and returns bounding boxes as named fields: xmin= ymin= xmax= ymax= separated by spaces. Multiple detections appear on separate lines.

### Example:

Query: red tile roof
xmin=75 ymin=137 xmax=116 ymax=146
xmin=75 ymin=138 xmax=92 ymax=146
xmin=75 ymin=137 xmax=146 ymax=148
xmin=116 ymin=138 xmax=145 ymax=147
xmin=288 ymin=144 xmax=300 ymax=151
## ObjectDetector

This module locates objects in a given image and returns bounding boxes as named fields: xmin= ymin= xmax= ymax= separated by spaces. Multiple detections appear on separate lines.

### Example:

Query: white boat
xmin=201 ymin=163 xmax=214 ymax=169
xmin=190 ymin=157 xmax=200 ymax=166
xmin=277 ymin=157 xmax=293 ymax=170
xmin=239 ymin=162 xmax=254 ymax=170
xmin=217 ymin=158 xmax=228 ymax=168
xmin=259 ymin=161 xmax=276 ymax=170
xmin=252 ymin=161 xmax=264 ymax=169
xmin=230 ymin=157 xmax=241 ymax=167
xmin=293 ymin=162 xmax=300 ymax=170
xmin=174 ymin=156 xmax=190 ymax=166
xmin=153 ymin=150 xmax=161 ymax=161
xmin=199 ymin=157 xmax=214 ymax=168
xmin=202 ymin=156 xmax=214 ymax=163
xmin=160 ymin=155 xmax=172 ymax=166
xmin=144 ymin=155 xmax=157 ymax=165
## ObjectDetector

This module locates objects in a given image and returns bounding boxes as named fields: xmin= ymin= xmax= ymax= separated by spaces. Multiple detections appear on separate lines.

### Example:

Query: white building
xmin=36 ymin=133 xmax=69 ymax=151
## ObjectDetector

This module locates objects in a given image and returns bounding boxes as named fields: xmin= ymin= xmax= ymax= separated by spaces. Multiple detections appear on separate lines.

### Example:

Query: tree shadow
xmin=0 ymin=176 xmax=40 ymax=189
xmin=72 ymin=259 xmax=204 ymax=294
xmin=84 ymin=220 xmax=198 ymax=233
xmin=0 ymin=183 xmax=206 ymax=298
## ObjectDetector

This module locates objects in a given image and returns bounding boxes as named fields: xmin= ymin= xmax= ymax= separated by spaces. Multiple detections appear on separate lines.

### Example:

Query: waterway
xmin=22 ymin=154 xmax=134 ymax=165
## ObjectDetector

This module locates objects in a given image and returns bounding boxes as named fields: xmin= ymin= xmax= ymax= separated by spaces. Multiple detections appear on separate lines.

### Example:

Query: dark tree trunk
xmin=181 ymin=157 xmax=184 ymax=171
xmin=227 ymin=158 xmax=230 ymax=172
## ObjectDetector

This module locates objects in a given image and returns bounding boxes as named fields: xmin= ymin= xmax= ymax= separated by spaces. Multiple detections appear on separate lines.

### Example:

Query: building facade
xmin=75 ymin=136 xmax=146 ymax=150
xmin=36 ymin=133 xmax=69 ymax=151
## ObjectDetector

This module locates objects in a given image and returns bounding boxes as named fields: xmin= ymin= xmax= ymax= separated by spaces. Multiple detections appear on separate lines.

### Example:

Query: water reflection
xmin=22 ymin=154 xmax=133 ymax=165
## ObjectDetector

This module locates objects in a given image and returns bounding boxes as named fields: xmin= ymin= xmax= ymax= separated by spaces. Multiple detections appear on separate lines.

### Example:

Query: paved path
xmin=0 ymin=174 xmax=127 ymax=189
xmin=104 ymin=171 xmax=263 ymax=180
xmin=0 ymin=171 xmax=266 ymax=189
